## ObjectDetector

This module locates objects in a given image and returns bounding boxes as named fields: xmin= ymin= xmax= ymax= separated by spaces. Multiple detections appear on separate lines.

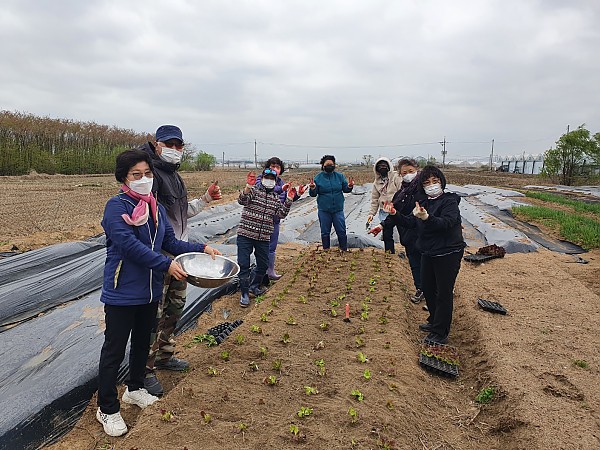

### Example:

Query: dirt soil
xmin=2 ymin=168 xmax=599 ymax=449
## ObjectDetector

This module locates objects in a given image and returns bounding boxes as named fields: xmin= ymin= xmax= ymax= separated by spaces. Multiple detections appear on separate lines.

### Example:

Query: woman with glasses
xmin=238 ymin=168 xmax=296 ymax=307
xmin=96 ymin=149 xmax=220 ymax=437
xmin=254 ymin=157 xmax=304 ymax=283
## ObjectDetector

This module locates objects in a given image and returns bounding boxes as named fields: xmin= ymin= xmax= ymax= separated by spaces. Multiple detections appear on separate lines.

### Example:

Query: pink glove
xmin=287 ymin=186 xmax=297 ymax=199
xmin=246 ymin=171 xmax=257 ymax=186
xmin=207 ymin=181 xmax=221 ymax=200
xmin=298 ymin=184 xmax=307 ymax=195
xmin=368 ymin=225 xmax=383 ymax=236
xmin=383 ymin=201 xmax=396 ymax=215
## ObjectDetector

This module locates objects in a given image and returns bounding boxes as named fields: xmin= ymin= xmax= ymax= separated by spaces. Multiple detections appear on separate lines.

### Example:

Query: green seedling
xmin=361 ymin=302 xmax=369 ymax=312
xmin=360 ymin=311 xmax=369 ymax=321
xmin=330 ymin=308 xmax=338 ymax=317
xmin=298 ymin=295 xmax=307 ymax=304
xmin=351 ymin=389 xmax=364 ymax=402
xmin=161 ymin=409 xmax=175 ymax=422
xmin=238 ymin=422 xmax=248 ymax=432
xmin=363 ymin=369 xmax=371 ymax=380
xmin=276 ymin=292 xmax=285 ymax=301
xmin=235 ymin=334 xmax=245 ymax=345
xmin=281 ymin=333 xmax=291 ymax=344
xmin=357 ymin=325 xmax=365 ymax=335
xmin=255 ymin=294 xmax=265 ymax=304
xmin=348 ymin=272 xmax=356 ymax=282
xmin=320 ymin=321 xmax=330 ymax=331
xmin=220 ymin=350 xmax=230 ymax=361
xmin=191 ymin=333 xmax=218 ymax=347
xmin=272 ymin=359 xmax=282 ymax=372
xmin=369 ymin=286 xmax=376 ymax=292
xmin=297 ymin=406 xmax=313 ymax=418
xmin=369 ymin=278 xmax=376 ymax=286
xmin=200 ymin=410 xmax=212 ymax=424
xmin=286 ymin=316 xmax=297 ymax=325
xmin=264 ymin=375 xmax=278 ymax=385
xmin=346 ymin=283 xmax=353 ymax=291
xmin=573 ymin=359 xmax=589 ymax=369
xmin=290 ymin=423 xmax=300 ymax=436
xmin=357 ymin=352 xmax=369 ymax=363
xmin=283 ymin=287 xmax=289 ymax=294
xmin=475 ymin=386 xmax=496 ymax=404
xmin=207 ymin=366 xmax=218 ymax=376
xmin=377 ymin=437 xmax=396 ymax=450
xmin=315 ymin=358 xmax=326 ymax=376
xmin=355 ymin=336 xmax=365 ymax=348
xmin=378 ymin=315 xmax=388 ymax=325
xmin=259 ymin=346 xmax=268 ymax=358
xmin=348 ymin=406 xmax=359 ymax=423
xmin=330 ymin=299 xmax=340 ymax=307
xmin=271 ymin=298 xmax=279 ymax=307
xmin=383 ymin=341 xmax=391 ymax=349
xmin=386 ymin=400 xmax=394 ymax=410
xmin=250 ymin=324 xmax=262 ymax=334
xmin=260 ymin=313 xmax=269 ymax=322
xmin=304 ymin=386 xmax=318 ymax=395
xmin=337 ymin=294 xmax=346 ymax=301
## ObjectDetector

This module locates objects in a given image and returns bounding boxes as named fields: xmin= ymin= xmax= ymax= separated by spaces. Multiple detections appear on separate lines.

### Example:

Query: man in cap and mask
xmin=139 ymin=125 xmax=222 ymax=396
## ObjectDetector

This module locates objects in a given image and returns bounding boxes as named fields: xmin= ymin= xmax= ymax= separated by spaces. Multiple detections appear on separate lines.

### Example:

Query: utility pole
xmin=254 ymin=140 xmax=258 ymax=168
xmin=222 ymin=151 xmax=225 ymax=168
xmin=489 ymin=139 xmax=495 ymax=171
xmin=440 ymin=136 xmax=447 ymax=167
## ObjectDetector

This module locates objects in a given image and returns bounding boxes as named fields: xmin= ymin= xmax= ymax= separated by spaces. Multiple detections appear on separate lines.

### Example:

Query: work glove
xmin=367 ymin=225 xmax=383 ymax=237
xmin=203 ymin=181 xmax=222 ymax=202
xmin=286 ymin=186 xmax=297 ymax=199
xmin=298 ymin=184 xmax=307 ymax=195
xmin=412 ymin=201 xmax=429 ymax=220
xmin=382 ymin=201 xmax=396 ymax=215
xmin=246 ymin=171 xmax=257 ymax=188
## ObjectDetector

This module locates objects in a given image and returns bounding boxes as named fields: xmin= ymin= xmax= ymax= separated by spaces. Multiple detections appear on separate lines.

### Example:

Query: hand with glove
xmin=309 ymin=178 xmax=316 ymax=190
xmin=286 ymin=186 xmax=297 ymax=199
xmin=412 ymin=201 xmax=429 ymax=220
xmin=281 ymin=182 xmax=290 ymax=191
xmin=368 ymin=225 xmax=383 ymax=237
xmin=203 ymin=181 xmax=222 ymax=202
xmin=298 ymin=184 xmax=307 ymax=195
xmin=382 ymin=201 xmax=396 ymax=215
xmin=348 ymin=177 xmax=355 ymax=188
xmin=246 ymin=171 xmax=257 ymax=188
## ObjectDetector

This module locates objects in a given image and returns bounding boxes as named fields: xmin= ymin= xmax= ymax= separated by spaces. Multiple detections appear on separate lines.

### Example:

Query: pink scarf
xmin=120 ymin=184 xmax=158 ymax=227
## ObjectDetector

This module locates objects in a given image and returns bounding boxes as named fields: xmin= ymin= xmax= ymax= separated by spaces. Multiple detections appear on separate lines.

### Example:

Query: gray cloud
xmin=1 ymin=0 xmax=599 ymax=163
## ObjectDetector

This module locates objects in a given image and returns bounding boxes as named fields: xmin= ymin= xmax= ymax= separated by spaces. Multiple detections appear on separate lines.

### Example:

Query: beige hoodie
xmin=369 ymin=157 xmax=402 ymax=216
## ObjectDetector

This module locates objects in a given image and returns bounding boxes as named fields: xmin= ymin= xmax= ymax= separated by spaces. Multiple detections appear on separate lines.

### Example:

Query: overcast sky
xmin=2 ymin=0 xmax=599 ymax=163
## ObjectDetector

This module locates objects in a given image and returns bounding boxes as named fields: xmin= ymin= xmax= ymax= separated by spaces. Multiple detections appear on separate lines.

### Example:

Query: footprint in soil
xmin=541 ymin=372 xmax=584 ymax=401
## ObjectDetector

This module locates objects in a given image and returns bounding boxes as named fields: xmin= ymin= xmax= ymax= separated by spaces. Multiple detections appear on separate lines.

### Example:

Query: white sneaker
xmin=96 ymin=407 xmax=128 ymax=437
xmin=122 ymin=387 xmax=159 ymax=408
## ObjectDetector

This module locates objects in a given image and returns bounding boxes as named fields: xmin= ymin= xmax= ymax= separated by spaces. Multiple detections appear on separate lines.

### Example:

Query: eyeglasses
xmin=128 ymin=170 xmax=154 ymax=180
xmin=263 ymin=168 xmax=278 ymax=176
xmin=161 ymin=140 xmax=185 ymax=150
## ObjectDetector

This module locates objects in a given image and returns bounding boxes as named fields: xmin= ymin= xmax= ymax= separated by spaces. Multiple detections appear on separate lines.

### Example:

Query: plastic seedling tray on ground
xmin=419 ymin=342 xmax=460 ymax=378
xmin=419 ymin=353 xmax=459 ymax=378
xmin=208 ymin=320 xmax=244 ymax=344
xmin=478 ymin=298 xmax=507 ymax=315
xmin=463 ymin=254 xmax=497 ymax=263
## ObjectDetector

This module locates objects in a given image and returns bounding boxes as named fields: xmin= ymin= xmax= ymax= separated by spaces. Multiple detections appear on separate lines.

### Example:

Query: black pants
xmin=98 ymin=302 xmax=158 ymax=414
xmin=382 ymin=221 xmax=401 ymax=253
xmin=421 ymin=250 xmax=463 ymax=337
xmin=405 ymin=245 xmax=422 ymax=291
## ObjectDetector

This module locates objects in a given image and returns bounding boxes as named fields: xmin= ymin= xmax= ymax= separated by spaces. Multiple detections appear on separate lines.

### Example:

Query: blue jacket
xmin=100 ymin=192 xmax=205 ymax=306
xmin=309 ymin=170 xmax=353 ymax=213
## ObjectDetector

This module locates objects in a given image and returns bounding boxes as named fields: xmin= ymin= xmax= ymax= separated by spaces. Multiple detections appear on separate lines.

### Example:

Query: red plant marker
xmin=344 ymin=303 xmax=351 ymax=322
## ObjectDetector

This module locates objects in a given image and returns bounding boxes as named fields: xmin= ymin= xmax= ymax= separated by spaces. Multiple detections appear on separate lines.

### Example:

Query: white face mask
xmin=159 ymin=146 xmax=182 ymax=164
xmin=403 ymin=172 xmax=417 ymax=183
xmin=128 ymin=176 xmax=153 ymax=195
xmin=424 ymin=183 xmax=443 ymax=197
xmin=262 ymin=179 xmax=276 ymax=189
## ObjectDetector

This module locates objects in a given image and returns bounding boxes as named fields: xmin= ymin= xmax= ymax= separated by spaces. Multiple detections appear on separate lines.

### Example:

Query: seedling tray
xmin=208 ymin=320 xmax=244 ymax=344
xmin=463 ymin=254 xmax=497 ymax=263
xmin=419 ymin=354 xmax=459 ymax=378
xmin=478 ymin=298 xmax=507 ymax=315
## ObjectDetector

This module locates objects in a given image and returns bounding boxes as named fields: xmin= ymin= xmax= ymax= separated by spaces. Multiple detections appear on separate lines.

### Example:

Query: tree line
xmin=0 ymin=111 xmax=149 ymax=175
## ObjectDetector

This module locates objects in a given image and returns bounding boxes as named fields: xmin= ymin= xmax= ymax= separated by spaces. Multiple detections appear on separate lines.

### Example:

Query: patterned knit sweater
xmin=238 ymin=185 xmax=292 ymax=241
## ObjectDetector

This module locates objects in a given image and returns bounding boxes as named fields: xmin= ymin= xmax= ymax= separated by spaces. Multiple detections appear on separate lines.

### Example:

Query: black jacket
xmin=386 ymin=192 xmax=466 ymax=256
xmin=139 ymin=142 xmax=189 ymax=240
xmin=384 ymin=180 xmax=420 ymax=248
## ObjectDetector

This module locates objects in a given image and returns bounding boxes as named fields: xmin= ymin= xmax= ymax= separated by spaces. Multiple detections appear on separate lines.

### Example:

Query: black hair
xmin=320 ymin=154 xmax=336 ymax=166
xmin=396 ymin=158 xmax=419 ymax=171
xmin=375 ymin=160 xmax=390 ymax=170
xmin=115 ymin=149 xmax=154 ymax=183
xmin=419 ymin=165 xmax=446 ymax=189
xmin=264 ymin=157 xmax=285 ymax=174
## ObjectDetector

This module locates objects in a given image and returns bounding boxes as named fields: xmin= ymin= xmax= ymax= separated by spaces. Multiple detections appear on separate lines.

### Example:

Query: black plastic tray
xmin=207 ymin=320 xmax=244 ymax=344
xmin=418 ymin=354 xmax=459 ymax=378
xmin=464 ymin=254 xmax=498 ymax=263
xmin=478 ymin=298 xmax=507 ymax=315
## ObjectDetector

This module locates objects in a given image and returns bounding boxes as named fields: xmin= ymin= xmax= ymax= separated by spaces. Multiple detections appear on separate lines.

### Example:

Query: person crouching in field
xmin=237 ymin=168 xmax=296 ymax=307
xmin=97 ymin=149 xmax=220 ymax=437
xmin=369 ymin=165 xmax=465 ymax=345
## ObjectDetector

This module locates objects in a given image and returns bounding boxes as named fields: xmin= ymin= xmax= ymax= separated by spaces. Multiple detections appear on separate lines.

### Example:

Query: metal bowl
xmin=174 ymin=252 xmax=240 ymax=288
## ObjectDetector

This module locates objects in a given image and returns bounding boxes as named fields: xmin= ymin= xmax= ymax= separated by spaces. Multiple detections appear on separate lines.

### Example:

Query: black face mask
xmin=323 ymin=165 xmax=335 ymax=173
xmin=377 ymin=167 xmax=389 ymax=176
